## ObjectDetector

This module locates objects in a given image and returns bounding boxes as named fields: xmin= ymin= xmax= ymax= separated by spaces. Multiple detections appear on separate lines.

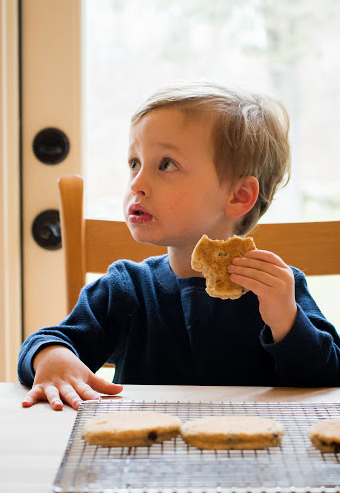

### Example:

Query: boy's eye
xmin=128 ymin=159 xmax=141 ymax=172
xmin=159 ymin=159 xmax=178 ymax=172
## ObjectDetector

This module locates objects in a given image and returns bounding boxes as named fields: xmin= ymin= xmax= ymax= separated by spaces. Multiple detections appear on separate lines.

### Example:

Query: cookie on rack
xmin=180 ymin=415 xmax=285 ymax=450
xmin=308 ymin=418 xmax=340 ymax=453
xmin=82 ymin=411 xmax=181 ymax=447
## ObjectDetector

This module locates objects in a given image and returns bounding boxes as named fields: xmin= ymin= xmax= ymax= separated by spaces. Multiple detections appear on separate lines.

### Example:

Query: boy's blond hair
xmin=131 ymin=81 xmax=291 ymax=235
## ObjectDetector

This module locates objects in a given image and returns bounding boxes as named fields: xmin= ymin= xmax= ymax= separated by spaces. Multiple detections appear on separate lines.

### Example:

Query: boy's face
xmin=123 ymin=107 xmax=232 ymax=249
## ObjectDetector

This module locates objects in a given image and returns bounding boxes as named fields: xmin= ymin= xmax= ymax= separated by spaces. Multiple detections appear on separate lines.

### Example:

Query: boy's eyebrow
xmin=128 ymin=142 xmax=183 ymax=154
xmin=156 ymin=143 xmax=187 ymax=158
xmin=157 ymin=142 xmax=181 ymax=151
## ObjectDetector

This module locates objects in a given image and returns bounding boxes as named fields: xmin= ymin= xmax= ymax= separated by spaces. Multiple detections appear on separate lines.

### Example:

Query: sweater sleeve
xmin=17 ymin=265 xmax=125 ymax=387
xmin=260 ymin=268 xmax=340 ymax=387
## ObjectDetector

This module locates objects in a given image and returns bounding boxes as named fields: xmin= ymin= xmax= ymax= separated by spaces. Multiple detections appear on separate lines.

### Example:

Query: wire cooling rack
xmin=53 ymin=400 xmax=340 ymax=493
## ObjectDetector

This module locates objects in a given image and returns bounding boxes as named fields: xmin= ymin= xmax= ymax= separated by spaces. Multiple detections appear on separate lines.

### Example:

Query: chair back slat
xmin=59 ymin=174 xmax=340 ymax=314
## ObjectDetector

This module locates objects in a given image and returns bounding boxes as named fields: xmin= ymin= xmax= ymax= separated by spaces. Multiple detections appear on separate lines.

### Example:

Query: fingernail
xmin=22 ymin=397 xmax=32 ymax=407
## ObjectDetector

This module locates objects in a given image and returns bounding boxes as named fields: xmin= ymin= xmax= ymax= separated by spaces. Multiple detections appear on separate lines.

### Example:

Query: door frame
xmin=0 ymin=0 xmax=21 ymax=381
xmin=21 ymin=0 xmax=82 ymax=340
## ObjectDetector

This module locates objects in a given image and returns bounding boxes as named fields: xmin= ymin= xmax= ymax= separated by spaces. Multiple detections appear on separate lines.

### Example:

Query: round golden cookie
xmin=82 ymin=411 xmax=181 ymax=447
xmin=180 ymin=415 xmax=285 ymax=450
xmin=308 ymin=418 xmax=340 ymax=453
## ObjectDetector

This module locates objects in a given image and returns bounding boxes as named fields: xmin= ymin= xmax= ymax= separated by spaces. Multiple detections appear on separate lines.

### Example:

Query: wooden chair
xmin=58 ymin=174 xmax=340 ymax=315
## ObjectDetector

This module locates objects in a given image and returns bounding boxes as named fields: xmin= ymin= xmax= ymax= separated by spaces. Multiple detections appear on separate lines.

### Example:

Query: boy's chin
xmin=127 ymin=228 xmax=168 ymax=248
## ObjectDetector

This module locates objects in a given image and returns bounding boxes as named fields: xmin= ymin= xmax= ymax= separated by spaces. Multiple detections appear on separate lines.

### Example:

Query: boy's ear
xmin=225 ymin=176 xmax=259 ymax=219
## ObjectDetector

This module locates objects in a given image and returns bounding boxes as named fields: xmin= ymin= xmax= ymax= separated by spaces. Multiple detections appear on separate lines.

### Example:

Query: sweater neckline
xmin=155 ymin=254 xmax=206 ymax=293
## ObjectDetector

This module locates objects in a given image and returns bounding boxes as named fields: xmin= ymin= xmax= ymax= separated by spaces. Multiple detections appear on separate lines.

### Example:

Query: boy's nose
xmin=133 ymin=188 xmax=145 ymax=196
xmin=130 ymin=169 xmax=150 ymax=197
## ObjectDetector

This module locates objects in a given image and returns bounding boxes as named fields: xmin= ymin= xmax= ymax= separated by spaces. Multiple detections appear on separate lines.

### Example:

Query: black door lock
xmin=33 ymin=127 xmax=70 ymax=164
xmin=32 ymin=209 xmax=62 ymax=250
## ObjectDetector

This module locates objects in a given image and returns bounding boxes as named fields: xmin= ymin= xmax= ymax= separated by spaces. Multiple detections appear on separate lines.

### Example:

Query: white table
xmin=0 ymin=382 xmax=339 ymax=493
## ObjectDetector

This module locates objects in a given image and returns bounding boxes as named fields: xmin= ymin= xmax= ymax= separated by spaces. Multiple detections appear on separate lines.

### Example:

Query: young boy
xmin=18 ymin=81 xmax=340 ymax=411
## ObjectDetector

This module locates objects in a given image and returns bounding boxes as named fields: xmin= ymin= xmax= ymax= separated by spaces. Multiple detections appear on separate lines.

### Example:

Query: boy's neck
xmin=167 ymin=245 xmax=204 ymax=278
xmin=167 ymin=223 xmax=239 ymax=278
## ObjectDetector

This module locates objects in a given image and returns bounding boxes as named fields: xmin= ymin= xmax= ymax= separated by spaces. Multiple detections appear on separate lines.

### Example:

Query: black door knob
xmin=32 ymin=210 xmax=62 ymax=250
xmin=33 ymin=127 xmax=70 ymax=164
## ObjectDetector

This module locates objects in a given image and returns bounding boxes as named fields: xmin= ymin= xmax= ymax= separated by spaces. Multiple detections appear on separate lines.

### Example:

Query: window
xmin=83 ymin=0 xmax=339 ymax=330
xmin=83 ymin=0 xmax=339 ymax=223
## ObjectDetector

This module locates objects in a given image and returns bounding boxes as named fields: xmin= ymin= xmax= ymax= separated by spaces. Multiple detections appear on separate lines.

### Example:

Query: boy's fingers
xmin=45 ymin=386 xmax=64 ymax=410
xmin=232 ymin=257 xmax=285 ymax=277
xmin=243 ymin=249 xmax=288 ymax=267
xmin=22 ymin=386 xmax=46 ymax=407
xmin=59 ymin=384 xmax=83 ymax=410
xmin=74 ymin=381 xmax=101 ymax=401
xmin=230 ymin=267 xmax=275 ymax=288
xmin=90 ymin=374 xmax=123 ymax=395
xmin=22 ymin=394 xmax=34 ymax=407
xmin=230 ymin=272 xmax=266 ymax=295
xmin=22 ymin=374 xmax=123 ymax=410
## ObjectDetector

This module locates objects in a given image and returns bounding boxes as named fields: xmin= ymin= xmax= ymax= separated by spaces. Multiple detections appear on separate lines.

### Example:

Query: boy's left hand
xmin=228 ymin=250 xmax=297 ymax=343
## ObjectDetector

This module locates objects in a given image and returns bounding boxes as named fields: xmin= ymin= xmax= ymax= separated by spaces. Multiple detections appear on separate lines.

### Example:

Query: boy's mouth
xmin=127 ymin=204 xmax=156 ymax=223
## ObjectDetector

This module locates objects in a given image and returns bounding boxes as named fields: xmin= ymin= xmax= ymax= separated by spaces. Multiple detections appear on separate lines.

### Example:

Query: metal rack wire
xmin=53 ymin=400 xmax=340 ymax=493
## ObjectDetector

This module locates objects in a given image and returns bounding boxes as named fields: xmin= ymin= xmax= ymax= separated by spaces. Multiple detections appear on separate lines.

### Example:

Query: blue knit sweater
xmin=18 ymin=255 xmax=340 ymax=387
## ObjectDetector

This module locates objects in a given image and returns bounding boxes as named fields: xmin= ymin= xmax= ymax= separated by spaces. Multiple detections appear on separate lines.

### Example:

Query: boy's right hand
xmin=22 ymin=345 xmax=123 ymax=411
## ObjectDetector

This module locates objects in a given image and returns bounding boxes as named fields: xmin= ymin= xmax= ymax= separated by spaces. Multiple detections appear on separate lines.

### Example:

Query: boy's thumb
xmin=91 ymin=374 xmax=123 ymax=395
